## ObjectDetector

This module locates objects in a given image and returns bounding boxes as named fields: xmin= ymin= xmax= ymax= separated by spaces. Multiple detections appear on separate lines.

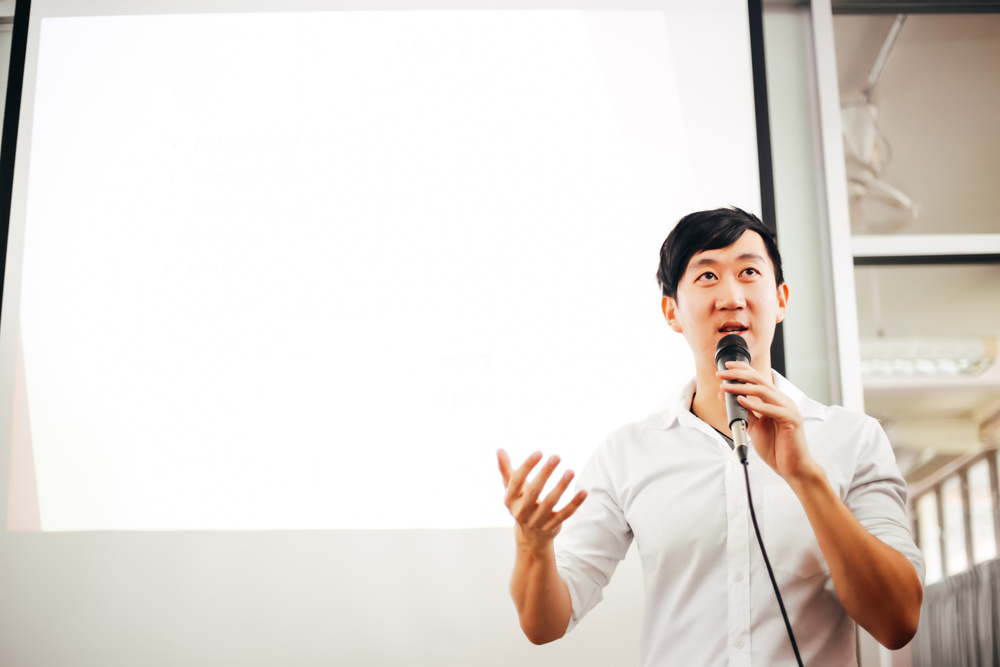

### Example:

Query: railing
xmin=911 ymin=556 xmax=1000 ymax=667
xmin=909 ymin=446 xmax=1000 ymax=585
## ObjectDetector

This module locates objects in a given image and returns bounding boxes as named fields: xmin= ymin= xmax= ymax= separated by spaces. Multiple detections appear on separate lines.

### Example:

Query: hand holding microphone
xmin=714 ymin=335 xmax=814 ymax=479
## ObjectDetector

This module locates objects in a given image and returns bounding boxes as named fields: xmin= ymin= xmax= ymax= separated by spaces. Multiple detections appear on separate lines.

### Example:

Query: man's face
xmin=661 ymin=230 xmax=788 ymax=375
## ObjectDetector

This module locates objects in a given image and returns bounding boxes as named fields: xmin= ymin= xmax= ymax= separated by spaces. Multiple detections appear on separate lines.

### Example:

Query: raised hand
xmin=497 ymin=449 xmax=588 ymax=551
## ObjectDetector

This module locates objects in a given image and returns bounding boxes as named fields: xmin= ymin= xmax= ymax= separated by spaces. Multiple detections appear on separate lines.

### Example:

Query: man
xmin=497 ymin=208 xmax=923 ymax=665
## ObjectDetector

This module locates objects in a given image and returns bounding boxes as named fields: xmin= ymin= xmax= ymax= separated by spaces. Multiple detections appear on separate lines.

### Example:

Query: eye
xmin=695 ymin=271 xmax=717 ymax=282
xmin=741 ymin=267 xmax=761 ymax=278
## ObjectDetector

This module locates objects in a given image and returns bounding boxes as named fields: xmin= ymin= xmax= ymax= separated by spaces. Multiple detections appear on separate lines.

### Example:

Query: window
xmin=968 ymin=459 xmax=998 ymax=564
xmin=916 ymin=491 xmax=943 ymax=584
xmin=940 ymin=476 xmax=968 ymax=576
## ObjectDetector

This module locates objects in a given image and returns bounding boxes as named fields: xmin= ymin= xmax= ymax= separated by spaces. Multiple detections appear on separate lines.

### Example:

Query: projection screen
xmin=0 ymin=0 xmax=768 ymax=663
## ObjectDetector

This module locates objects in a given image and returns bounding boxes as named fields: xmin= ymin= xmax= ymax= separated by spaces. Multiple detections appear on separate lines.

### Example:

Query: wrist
xmin=514 ymin=526 xmax=556 ymax=558
xmin=784 ymin=460 xmax=828 ymax=494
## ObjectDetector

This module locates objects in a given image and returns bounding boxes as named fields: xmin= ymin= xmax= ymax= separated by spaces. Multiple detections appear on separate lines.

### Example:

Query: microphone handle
xmin=724 ymin=388 xmax=747 ymax=430
xmin=732 ymin=420 xmax=750 ymax=464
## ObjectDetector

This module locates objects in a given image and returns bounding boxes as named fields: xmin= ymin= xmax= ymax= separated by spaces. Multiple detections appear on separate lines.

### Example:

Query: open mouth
xmin=718 ymin=324 xmax=748 ymax=335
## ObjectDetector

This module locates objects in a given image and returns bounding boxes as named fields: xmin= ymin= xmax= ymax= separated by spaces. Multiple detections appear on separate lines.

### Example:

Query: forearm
xmin=509 ymin=539 xmax=573 ymax=645
xmin=789 ymin=468 xmax=922 ymax=649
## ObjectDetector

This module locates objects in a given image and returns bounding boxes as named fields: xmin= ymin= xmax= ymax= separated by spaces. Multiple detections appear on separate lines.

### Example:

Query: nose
xmin=715 ymin=277 xmax=745 ymax=310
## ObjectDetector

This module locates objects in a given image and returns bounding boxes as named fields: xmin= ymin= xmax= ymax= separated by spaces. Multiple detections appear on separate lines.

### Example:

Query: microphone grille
xmin=715 ymin=334 xmax=750 ymax=365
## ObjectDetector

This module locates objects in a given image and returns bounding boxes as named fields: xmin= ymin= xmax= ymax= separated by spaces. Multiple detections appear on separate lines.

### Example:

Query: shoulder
xmin=600 ymin=408 xmax=677 ymax=454
xmin=821 ymin=403 xmax=884 ymax=433
xmin=774 ymin=372 xmax=883 ymax=435
xmin=573 ymin=408 xmax=680 ymax=503
xmin=579 ymin=409 xmax=676 ymax=477
xmin=774 ymin=374 xmax=893 ymax=478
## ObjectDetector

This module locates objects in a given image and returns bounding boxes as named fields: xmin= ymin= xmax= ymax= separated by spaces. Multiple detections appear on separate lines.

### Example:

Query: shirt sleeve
xmin=553 ymin=439 xmax=634 ymax=633
xmin=845 ymin=417 xmax=925 ymax=584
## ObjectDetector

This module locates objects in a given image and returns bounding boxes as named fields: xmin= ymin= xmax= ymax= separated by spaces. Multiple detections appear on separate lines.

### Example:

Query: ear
xmin=775 ymin=283 xmax=789 ymax=323
xmin=661 ymin=296 xmax=683 ymax=333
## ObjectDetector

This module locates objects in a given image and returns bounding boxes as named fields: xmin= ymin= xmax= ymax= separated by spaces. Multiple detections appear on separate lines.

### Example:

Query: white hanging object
xmin=840 ymin=15 xmax=918 ymax=233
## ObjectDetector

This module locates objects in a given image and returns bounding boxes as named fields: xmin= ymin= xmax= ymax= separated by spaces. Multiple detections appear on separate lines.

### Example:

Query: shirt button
xmin=734 ymin=573 xmax=744 ymax=582
xmin=734 ymin=640 xmax=744 ymax=649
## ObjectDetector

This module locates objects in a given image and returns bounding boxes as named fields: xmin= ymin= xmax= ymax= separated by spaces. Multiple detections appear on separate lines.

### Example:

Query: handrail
xmin=908 ymin=444 xmax=998 ymax=502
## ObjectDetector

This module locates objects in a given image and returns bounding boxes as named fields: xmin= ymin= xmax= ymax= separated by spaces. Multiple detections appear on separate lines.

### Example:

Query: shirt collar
xmin=662 ymin=370 xmax=827 ymax=430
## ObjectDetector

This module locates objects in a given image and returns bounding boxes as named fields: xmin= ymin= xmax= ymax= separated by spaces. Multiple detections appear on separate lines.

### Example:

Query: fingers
xmin=541 ymin=483 xmax=588 ymax=530
xmin=716 ymin=364 xmax=801 ymax=426
xmin=732 ymin=388 xmax=792 ymax=417
xmin=503 ymin=450 xmax=542 ymax=502
xmin=514 ymin=455 xmax=564 ymax=521
xmin=717 ymin=361 xmax=770 ymax=385
xmin=548 ymin=489 xmax=588 ymax=528
xmin=737 ymin=394 xmax=785 ymax=421
xmin=716 ymin=362 xmax=771 ymax=403
xmin=500 ymin=451 xmax=557 ymax=508
xmin=528 ymin=473 xmax=587 ymax=533
xmin=721 ymin=381 xmax=780 ymax=402
xmin=536 ymin=468 xmax=576 ymax=515
xmin=498 ymin=451 xmax=587 ymax=532
xmin=497 ymin=449 xmax=512 ymax=488
xmin=717 ymin=365 xmax=783 ymax=403
xmin=730 ymin=388 xmax=803 ymax=433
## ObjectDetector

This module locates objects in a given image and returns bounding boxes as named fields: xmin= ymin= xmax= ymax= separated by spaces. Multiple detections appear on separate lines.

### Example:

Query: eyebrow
xmin=687 ymin=252 xmax=766 ymax=270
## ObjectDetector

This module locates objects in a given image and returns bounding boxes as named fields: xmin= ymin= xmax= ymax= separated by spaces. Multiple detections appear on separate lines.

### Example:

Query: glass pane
xmin=916 ymin=492 xmax=943 ymax=585
xmin=968 ymin=459 xmax=997 ymax=564
xmin=941 ymin=477 xmax=968 ymax=575
xmin=833 ymin=14 xmax=1000 ymax=238
xmin=854 ymin=265 xmax=1000 ymax=341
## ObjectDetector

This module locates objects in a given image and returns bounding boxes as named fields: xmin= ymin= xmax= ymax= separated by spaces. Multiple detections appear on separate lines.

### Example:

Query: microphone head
xmin=715 ymin=333 xmax=750 ymax=370
xmin=716 ymin=334 xmax=751 ymax=429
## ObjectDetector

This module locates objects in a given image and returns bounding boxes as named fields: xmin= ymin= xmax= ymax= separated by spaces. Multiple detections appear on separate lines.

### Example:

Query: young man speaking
xmin=498 ymin=208 xmax=923 ymax=665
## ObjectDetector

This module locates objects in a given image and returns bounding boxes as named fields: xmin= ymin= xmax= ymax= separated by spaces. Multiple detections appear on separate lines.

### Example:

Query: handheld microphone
xmin=715 ymin=334 xmax=751 ymax=464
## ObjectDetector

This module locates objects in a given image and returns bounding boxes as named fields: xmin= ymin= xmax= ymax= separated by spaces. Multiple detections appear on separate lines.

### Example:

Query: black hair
xmin=656 ymin=207 xmax=784 ymax=299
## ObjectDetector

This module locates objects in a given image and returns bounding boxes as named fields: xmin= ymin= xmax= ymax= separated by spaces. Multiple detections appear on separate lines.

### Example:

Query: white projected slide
xmin=3 ymin=6 xmax=760 ymax=531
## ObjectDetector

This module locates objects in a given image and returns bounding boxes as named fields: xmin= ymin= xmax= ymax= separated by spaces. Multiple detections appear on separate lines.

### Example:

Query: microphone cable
xmin=742 ymin=458 xmax=804 ymax=667
xmin=716 ymin=334 xmax=804 ymax=664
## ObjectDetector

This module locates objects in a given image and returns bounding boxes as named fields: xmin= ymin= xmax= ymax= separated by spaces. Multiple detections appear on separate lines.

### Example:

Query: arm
xmin=719 ymin=363 xmax=922 ymax=650
xmin=497 ymin=449 xmax=588 ymax=644
xmin=786 ymin=465 xmax=922 ymax=649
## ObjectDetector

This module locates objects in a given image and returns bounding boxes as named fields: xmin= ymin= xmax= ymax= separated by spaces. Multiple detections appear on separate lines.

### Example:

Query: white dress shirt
xmin=555 ymin=373 xmax=924 ymax=666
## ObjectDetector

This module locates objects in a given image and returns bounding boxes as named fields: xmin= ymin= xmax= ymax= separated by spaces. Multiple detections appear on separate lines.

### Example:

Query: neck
xmin=691 ymin=372 xmax=731 ymax=436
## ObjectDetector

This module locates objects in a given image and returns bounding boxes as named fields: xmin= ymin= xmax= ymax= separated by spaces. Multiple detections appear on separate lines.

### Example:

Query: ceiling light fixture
xmin=860 ymin=336 xmax=997 ymax=378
